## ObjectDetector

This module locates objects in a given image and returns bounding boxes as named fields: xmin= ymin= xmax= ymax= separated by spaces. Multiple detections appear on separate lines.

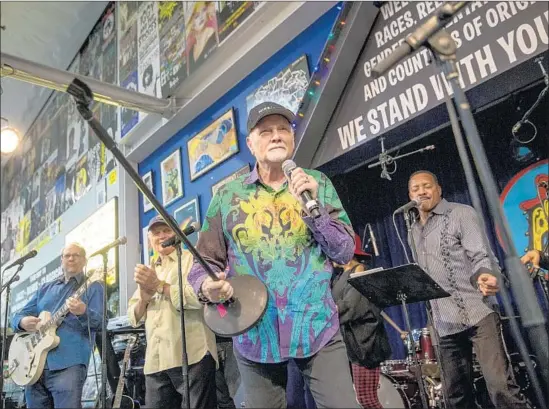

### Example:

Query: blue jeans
xmin=25 ymin=364 xmax=88 ymax=409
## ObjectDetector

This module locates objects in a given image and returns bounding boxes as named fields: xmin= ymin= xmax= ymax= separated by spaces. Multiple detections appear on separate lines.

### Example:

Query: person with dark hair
xmin=331 ymin=234 xmax=391 ymax=409
xmin=11 ymin=243 xmax=104 ymax=409
xmin=407 ymin=170 xmax=528 ymax=409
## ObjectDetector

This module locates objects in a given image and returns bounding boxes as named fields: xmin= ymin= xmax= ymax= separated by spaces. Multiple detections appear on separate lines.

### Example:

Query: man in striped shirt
xmin=408 ymin=170 xmax=527 ymax=409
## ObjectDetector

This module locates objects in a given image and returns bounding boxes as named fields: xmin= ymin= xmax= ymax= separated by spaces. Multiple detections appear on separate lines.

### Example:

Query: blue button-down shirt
xmin=11 ymin=272 xmax=104 ymax=371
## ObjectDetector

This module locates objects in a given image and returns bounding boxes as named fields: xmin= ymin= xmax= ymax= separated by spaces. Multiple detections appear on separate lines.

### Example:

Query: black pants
xmin=145 ymin=354 xmax=217 ymax=409
xmin=438 ymin=312 xmax=527 ymax=409
xmin=216 ymin=341 xmax=241 ymax=409
xmin=234 ymin=332 xmax=359 ymax=409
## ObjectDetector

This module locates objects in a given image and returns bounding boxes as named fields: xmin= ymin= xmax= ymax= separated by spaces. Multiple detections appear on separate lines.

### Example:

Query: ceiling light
xmin=1 ymin=127 xmax=20 ymax=154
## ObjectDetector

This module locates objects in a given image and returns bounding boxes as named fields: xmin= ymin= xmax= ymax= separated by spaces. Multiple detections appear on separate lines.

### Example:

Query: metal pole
xmin=1 ymin=52 xmax=176 ymax=116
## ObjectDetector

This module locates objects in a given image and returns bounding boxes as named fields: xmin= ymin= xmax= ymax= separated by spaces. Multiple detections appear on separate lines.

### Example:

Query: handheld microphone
xmin=89 ymin=237 xmax=127 ymax=258
xmin=3 ymin=250 xmax=38 ymax=270
xmin=394 ymin=198 xmax=422 ymax=214
xmin=282 ymin=160 xmax=321 ymax=218
xmin=161 ymin=222 xmax=200 ymax=248
xmin=367 ymin=224 xmax=380 ymax=257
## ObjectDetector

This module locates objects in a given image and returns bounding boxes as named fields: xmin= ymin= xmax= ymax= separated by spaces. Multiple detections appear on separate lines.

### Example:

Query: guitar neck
xmin=113 ymin=337 xmax=136 ymax=409
xmin=41 ymin=276 xmax=92 ymax=331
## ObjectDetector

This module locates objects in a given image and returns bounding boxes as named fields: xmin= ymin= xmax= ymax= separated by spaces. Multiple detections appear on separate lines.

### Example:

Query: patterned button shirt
xmin=410 ymin=199 xmax=499 ymax=337
xmin=189 ymin=165 xmax=354 ymax=363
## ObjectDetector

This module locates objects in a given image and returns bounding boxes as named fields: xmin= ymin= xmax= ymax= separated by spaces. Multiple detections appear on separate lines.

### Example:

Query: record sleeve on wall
xmin=102 ymin=3 xmax=116 ymax=50
xmin=159 ymin=1 xmax=186 ymax=97
xmin=216 ymin=1 xmax=255 ymax=44
xmin=246 ymin=54 xmax=310 ymax=114
xmin=142 ymin=170 xmax=154 ymax=212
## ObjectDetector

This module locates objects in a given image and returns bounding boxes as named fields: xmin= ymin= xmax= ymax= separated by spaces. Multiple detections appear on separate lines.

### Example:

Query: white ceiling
xmin=0 ymin=1 xmax=108 ymax=162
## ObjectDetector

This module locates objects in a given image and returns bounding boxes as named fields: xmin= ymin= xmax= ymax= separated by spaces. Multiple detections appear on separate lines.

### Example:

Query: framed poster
xmin=246 ymin=54 xmax=310 ymax=114
xmin=216 ymin=1 xmax=255 ymax=44
xmin=174 ymin=197 xmax=200 ymax=247
xmin=160 ymin=148 xmax=183 ymax=205
xmin=142 ymin=170 xmax=154 ymax=212
xmin=187 ymin=109 xmax=239 ymax=181
xmin=184 ymin=2 xmax=219 ymax=75
xmin=211 ymin=164 xmax=251 ymax=196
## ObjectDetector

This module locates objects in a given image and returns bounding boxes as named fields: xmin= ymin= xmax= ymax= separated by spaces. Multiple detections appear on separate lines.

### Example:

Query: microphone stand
xmin=175 ymin=241 xmax=190 ymax=408
xmin=65 ymin=78 xmax=220 ymax=409
xmin=373 ymin=3 xmax=547 ymax=405
xmin=97 ymin=252 xmax=109 ymax=409
xmin=0 ymin=264 xmax=24 ymax=406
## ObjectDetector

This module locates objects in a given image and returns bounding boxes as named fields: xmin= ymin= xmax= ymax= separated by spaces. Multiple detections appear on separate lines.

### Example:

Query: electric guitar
xmin=6 ymin=269 xmax=102 ymax=386
xmin=111 ymin=334 xmax=140 ymax=409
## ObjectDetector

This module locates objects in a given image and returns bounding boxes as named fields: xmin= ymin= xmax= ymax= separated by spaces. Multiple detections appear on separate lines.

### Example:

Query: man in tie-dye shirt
xmin=189 ymin=102 xmax=360 ymax=408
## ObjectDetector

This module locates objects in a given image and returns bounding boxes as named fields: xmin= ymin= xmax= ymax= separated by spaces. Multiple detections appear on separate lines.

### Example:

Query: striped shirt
xmin=410 ymin=199 xmax=499 ymax=337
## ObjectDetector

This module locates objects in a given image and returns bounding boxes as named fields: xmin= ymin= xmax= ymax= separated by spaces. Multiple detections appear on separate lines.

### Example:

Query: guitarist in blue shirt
xmin=11 ymin=242 xmax=104 ymax=409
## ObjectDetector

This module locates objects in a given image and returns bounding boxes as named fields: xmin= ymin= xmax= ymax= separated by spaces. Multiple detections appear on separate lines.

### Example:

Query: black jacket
xmin=331 ymin=265 xmax=391 ymax=368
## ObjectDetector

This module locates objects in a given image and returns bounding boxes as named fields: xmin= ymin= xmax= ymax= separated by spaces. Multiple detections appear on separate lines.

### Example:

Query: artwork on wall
xmin=184 ymin=1 xmax=219 ymax=75
xmin=187 ymin=108 xmax=239 ymax=181
xmin=142 ymin=226 xmax=155 ymax=265
xmin=246 ymin=54 xmax=310 ymax=114
xmin=216 ymin=1 xmax=256 ymax=44
xmin=174 ymin=197 xmax=200 ymax=247
xmin=142 ymin=171 xmax=154 ymax=212
xmin=159 ymin=1 xmax=187 ymax=97
xmin=160 ymin=148 xmax=184 ymax=206
xmin=211 ymin=164 xmax=251 ymax=196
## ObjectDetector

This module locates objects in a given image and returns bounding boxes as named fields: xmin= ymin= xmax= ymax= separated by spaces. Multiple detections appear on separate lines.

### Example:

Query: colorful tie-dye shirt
xmin=189 ymin=165 xmax=354 ymax=363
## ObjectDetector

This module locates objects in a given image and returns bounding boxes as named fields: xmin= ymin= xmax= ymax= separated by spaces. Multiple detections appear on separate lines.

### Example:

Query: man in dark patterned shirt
xmin=408 ymin=170 xmax=528 ymax=409
xmin=188 ymin=102 xmax=360 ymax=408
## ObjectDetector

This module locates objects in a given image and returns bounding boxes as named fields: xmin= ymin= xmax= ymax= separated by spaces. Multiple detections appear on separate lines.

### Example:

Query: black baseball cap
xmin=148 ymin=215 xmax=168 ymax=231
xmin=247 ymin=102 xmax=295 ymax=133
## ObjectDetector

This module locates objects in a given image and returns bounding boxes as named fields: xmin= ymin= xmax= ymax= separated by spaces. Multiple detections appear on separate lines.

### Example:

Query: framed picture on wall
xmin=160 ymin=149 xmax=184 ymax=206
xmin=174 ymin=197 xmax=200 ymax=247
xmin=187 ymin=108 xmax=239 ymax=181
xmin=246 ymin=54 xmax=310 ymax=114
xmin=142 ymin=170 xmax=154 ymax=212
xmin=211 ymin=164 xmax=251 ymax=196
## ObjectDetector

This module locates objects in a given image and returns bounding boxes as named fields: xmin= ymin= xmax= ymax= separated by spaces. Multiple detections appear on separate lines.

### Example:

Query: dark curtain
xmin=332 ymin=81 xmax=549 ymax=360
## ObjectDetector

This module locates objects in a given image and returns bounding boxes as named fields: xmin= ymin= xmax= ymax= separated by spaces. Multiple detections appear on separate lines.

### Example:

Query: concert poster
xmin=80 ymin=22 xmax=102 ymax=76
xmin=120 ymin=71 xmax=140 ymax=137
xmin=89 ymin=53 xmax=103 ymax=82
xmin=119 ymin=1 xmax=139 ymax=34
xmin=101 ymin=103 xmax=119 ymax=141
xmin=215 ymin=1 xmax=255 ymax=44
xmin=41 ymin=150 xmax=59 ymax=195
xmin=184 ymin=1 xmax=219 ymax=75
xmin=30 ymin=200 xmax=46 ymax=244
xmin=137 ymin=1 xmax=159 ymax=60
xmin=119 ymin=21 xmax=138 ymax=82
xmin=102 ymin=2 xmax=116 ymax=50
xmin=138 ymin=45 xmax=161 ymax=98
xmin=246 ymin=54 xmax=310 ymax=115
xmin=159 ymin=2 xmax=187 ymax=97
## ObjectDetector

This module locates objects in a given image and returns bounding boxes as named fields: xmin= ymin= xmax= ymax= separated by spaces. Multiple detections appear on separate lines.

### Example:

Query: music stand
xmin=348 ymin=263 xmax=450 ymax=409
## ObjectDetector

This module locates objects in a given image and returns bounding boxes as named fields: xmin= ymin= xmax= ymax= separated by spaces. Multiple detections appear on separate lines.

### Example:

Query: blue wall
xmin=138 ymin=7 xmax=339 ymax=244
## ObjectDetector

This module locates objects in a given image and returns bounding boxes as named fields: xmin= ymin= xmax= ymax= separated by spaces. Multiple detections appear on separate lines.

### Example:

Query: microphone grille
xmin=30 ymin=249 xmax=38 ymax=257
xmin=119 ymin=236 xmax=128 ymax=245
xmin=282 ymin=159 xmax=296 ymax=176
xmin=190 ymin=221 xmax=200 ymax=231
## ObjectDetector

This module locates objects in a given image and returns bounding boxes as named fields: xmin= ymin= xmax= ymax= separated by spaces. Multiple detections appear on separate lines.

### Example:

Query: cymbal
xmin=203 ymin=275 xmax=268 ymax=337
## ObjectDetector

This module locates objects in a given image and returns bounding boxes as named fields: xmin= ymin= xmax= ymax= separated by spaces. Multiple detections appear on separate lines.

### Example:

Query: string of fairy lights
xmin=292 ymin=2 xmax=352 ymax=130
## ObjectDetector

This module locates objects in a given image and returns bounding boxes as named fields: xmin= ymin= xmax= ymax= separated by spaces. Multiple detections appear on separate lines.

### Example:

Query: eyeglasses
xmin=62 ymin=253 xmax=83 ymax=259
